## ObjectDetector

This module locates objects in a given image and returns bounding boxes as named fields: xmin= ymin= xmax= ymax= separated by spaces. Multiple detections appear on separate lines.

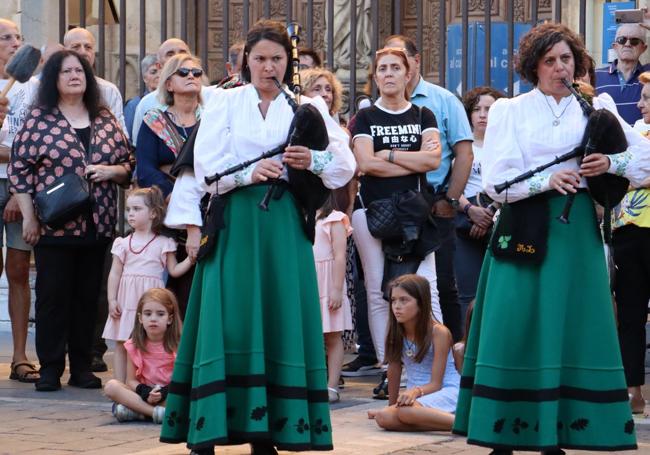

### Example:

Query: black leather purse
xmin=34 ymin=172 xmax=93 ymax=228
xmin=34 ymin=126 xmax=94 ymax=229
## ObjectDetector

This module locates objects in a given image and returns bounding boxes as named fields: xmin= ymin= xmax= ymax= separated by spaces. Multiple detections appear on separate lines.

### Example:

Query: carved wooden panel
xmin=450 ymin=0 xmax=552 ymax=23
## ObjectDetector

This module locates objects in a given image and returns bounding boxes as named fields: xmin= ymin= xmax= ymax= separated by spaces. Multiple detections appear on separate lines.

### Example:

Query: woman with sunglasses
xmin=351 ymin=47 xmax=442 ymax=399
xmin=453 ymin=23 xmax=649 ymax=453
xmin=160 ymin=20 xmax=355 ymax=454
xmin=135 ymin=53 xmax=204 ymax=319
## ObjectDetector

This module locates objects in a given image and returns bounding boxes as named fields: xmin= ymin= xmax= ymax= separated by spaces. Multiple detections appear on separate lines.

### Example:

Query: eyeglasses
xmin=615 ymin=36 xmax=645 ymax=46
xmin=0 ymin=33 xmax=23 ymax=42
xmin=174 ymin=67 xmax=203 ymax=78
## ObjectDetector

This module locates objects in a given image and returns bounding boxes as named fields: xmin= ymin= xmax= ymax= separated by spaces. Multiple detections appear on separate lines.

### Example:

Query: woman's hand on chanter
xmin=252 ymin=159 xmax=284 ymax=183
xmin=580 ymin=153 xmax=611 ymax=178
xmin=283 ymin=145 xmax=312 ymax=170
xmin=550 ymin=169 xmax=581 ymax=195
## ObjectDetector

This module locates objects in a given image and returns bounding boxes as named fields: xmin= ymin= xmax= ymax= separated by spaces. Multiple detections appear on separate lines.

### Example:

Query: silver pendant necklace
xmin=405 ymin=339 xmax=416 ymax=358
xmin=542 ymin=93 xmax=572 ymax=127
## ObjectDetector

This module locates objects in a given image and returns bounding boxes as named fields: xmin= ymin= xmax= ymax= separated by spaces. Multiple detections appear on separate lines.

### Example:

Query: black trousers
xmin=433 ymin=215 xmax=462 ymax=341
xmin=613 ymin=224 xmax=650 ymax=387
xmin=34 ymin=241 xmax=108 ymax=380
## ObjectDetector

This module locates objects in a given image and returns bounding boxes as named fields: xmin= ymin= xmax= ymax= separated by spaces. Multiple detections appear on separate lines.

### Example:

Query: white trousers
xmin=351 ymin=208 xmax=442 ymax=363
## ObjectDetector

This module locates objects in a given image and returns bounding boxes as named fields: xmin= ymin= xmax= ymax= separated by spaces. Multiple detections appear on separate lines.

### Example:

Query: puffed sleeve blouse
xmin=482 ymin=88 xmax=650 ymax=203
xmin=165 ymin=84 xmax=356 ymax=229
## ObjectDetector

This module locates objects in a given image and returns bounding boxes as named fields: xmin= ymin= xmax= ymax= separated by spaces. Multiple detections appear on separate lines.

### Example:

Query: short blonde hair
xmin=300 ymin=68 xmax=343 ymax=116
xmin=157 ymin=54 xmax=204 ymax=106
xmin=640 ymin=71 xmax=650 ymax=85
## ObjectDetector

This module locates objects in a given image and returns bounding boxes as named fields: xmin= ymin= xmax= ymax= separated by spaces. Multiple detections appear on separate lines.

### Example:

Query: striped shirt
xmin=595 ymin=60 xmax=650 ymax=126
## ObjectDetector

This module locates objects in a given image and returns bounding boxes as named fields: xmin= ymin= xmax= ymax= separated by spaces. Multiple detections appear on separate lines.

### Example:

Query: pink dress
xmin=124 ymin=339 xmax=176 ymax=386
xmin=313 ymin=211 xmax=353 ymax=333
xmin=102 ymin=235 xmax=177 ymax=341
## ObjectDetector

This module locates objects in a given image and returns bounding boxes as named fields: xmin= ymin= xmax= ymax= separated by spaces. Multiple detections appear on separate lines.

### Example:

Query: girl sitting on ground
xmin=368 ymin=274 xmax=460 ymax=431
xmin=104 ymin=288 xmax=181 ymax=423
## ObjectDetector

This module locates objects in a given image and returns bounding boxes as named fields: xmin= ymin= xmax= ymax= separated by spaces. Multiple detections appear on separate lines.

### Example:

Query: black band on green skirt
xmin=452 ymin=192 xmax=637 ymax=451
xmin=160 ymin=186 xmax=333 ymax=451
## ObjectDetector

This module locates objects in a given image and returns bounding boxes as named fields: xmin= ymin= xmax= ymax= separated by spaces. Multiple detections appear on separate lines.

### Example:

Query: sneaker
xmin=152 ymin=406 xmax=166 ymax=424
xmin=372 ymin=371 xmax=389 ymax=400
xmin=113 ymin=403 xmax=145 ymax=422
xmin=327 ymin=387 xmax=340 ymax=403
xmin=341 ymin=357 xmax=381 ymax=377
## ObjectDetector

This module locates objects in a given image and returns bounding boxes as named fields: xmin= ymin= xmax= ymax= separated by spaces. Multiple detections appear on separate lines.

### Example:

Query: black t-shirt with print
xmin=352 ymin=103 xmax=437 ymax=205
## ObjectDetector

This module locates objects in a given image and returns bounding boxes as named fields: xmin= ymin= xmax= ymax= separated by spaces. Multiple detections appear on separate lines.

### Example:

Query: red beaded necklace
xmin=128 ymin=233 xmax=158 ymax=255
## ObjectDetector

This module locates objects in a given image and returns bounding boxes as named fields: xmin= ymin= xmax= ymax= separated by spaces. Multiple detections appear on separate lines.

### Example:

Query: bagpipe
xmin=495 ymin=78 xmax=629 ymax=242
xmin=198 ymin=22 xmax=330 ymax=259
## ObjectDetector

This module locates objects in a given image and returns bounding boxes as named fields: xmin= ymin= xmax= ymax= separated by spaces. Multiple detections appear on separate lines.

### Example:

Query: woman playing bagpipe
xmin=452 ymin=23 xmax=650 ymax=453
xmin=159 ymin=20 xmax=355 ymax=455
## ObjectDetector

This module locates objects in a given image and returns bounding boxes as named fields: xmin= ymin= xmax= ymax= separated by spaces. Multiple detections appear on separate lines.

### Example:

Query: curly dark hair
xmin=516 ymin=23 xmax=587 ymax=86
xmin=35 ymin=49 xmax=103 ymax=119
xmin=241 ymin=19 xmax=292 ymax=85
xmin=462 ymin=86 xmax=506 ymax=128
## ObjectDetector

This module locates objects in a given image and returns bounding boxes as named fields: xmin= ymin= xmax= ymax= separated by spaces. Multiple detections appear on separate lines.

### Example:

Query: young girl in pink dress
xmin=104 ymin=288 xmax=181 ymax=423
xmin=102 ymin=186 xmax=192 ymax=382
xmin=314 ymin=194 xmax=353 ymax=403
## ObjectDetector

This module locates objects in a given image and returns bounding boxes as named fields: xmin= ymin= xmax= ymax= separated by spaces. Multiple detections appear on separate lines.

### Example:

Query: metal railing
xmin=50 ymin=1 xmax=599 ymax=110
xmin=46 ymin=0 xmax=631 ymax=233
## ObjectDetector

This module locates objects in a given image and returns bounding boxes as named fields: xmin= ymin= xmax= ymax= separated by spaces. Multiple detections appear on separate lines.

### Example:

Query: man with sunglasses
xmin=595 ymin=23 xmax=650 ymax=125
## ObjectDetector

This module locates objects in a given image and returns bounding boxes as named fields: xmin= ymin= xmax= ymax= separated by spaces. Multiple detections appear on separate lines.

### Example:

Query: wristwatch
xmin=444 ymin=195 xmax=460 ymax=209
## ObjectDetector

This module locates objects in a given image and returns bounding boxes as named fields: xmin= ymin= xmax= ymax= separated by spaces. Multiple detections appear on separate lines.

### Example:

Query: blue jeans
xmin=453 ymin=220 xmax=488 ymax=336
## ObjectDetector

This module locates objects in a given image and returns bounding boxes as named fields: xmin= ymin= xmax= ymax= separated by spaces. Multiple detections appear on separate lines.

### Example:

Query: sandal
xmin=10 ymin=361 xmax=40 ymax=383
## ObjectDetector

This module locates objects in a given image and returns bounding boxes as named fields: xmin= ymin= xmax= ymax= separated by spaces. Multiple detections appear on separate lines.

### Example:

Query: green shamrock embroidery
xmin=497 ymin=235 xmax=511 ymax=249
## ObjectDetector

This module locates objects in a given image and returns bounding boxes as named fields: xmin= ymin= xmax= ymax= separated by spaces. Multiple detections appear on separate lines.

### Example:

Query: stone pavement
xmin=1 ymin=328 xmax=650 ymax=455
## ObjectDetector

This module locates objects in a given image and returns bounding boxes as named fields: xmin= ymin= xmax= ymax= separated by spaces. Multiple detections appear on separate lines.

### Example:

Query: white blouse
xmin=165 ymin=84 xmax=355 ymax=229
xmin=482 ymin=88 xmax=650 ymax=203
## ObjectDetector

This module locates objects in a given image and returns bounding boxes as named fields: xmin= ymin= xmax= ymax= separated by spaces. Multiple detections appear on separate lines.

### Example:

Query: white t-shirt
xmin=0 ymin=77 xmax=39 ymax=178
xmin=463 ymin=143 xmax=484 ymax=198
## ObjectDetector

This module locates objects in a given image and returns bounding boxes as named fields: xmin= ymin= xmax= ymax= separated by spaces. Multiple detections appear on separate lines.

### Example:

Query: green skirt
xmin=452 ymin=192 xmax=636 ymax=451
xmin=160 ymin=185 xmax=333 ymax=451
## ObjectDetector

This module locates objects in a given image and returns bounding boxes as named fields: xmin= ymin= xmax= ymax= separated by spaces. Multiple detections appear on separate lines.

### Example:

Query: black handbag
xmin=34 ymin=126 xmax=94 ymax=229
xmin=34 ymin=172 xmax=93 ymax=228
xmin=362 ymin=182 xmax=431 ymax=241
